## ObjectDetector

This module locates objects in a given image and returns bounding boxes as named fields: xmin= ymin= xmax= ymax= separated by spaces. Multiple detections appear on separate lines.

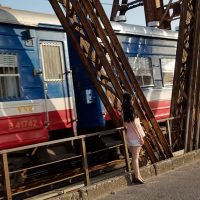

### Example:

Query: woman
xmin=122 ymin=93 xmax=145 ymax=184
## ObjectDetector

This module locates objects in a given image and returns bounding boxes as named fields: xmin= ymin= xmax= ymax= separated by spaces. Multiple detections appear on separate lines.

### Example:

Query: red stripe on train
xmin=0 ymin=109 xmax=74 ymax=149
xmin=148 ymin=99 xmax=171 ymax=120
xmin=104 ymin=99 xmax=171 ymax=121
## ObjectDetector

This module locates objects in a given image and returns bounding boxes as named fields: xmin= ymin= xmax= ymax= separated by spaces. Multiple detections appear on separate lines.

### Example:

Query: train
xmin=0 ymin=6 xmax=178 ymax=151
xmin=116 ymin=23 xmax=177 ymax=120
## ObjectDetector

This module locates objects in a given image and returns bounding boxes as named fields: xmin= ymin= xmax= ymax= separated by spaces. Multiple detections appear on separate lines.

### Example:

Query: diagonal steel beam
xmin=171 ymin=0 xmax=200 ymax=152
xmin=50 ymin=0 xmax=173 ymax=162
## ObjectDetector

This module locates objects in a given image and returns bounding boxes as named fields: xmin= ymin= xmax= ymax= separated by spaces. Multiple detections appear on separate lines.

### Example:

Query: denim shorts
xmin=127 ymin=139 xmax=141 ymax=147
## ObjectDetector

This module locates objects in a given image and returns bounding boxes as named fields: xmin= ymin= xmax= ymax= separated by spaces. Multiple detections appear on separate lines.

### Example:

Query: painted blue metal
xmin=0 ymin=6 xmax=107 ymax=142
xmin=0 ymin=10 xmax=77 ymax=147
xmin=118 ymin=35 xmax=177 ymax=57
xmin=0 ymin=24 xmax=71 ymax=101
xmin=67 ymin=38 xmax=106 ymax=133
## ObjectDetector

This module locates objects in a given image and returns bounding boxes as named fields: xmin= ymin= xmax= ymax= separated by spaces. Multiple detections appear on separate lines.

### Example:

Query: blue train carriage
xmin=0 ymin=7 xmax=77 ymax=150
xmin=109 ymin=22 xmax=178 ymax=121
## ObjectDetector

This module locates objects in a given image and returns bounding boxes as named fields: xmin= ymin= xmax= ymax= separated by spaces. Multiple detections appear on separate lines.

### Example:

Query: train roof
xmin=111 ymin=21 xmax=178 ymax=40
xmin=0 ymin=6 xmax=60 ymax=28
xmin=0 ymin=6 xmax=178 ymax=39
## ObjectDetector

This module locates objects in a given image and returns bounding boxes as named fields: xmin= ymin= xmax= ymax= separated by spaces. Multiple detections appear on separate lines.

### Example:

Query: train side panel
xmin=0 ymin=22 xmax=76 ymax=149
xmin=67 ymin=38 xmax=106 ymax=134
xmin=37 ymin=30 xmax=76 ymax=133
xmin=117 ymin=31 xmax=177 ymax=120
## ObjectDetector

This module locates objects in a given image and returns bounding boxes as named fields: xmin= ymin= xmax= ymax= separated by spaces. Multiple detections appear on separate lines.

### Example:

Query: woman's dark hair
xmin=122 ymin=93 xmax=136 ymax=122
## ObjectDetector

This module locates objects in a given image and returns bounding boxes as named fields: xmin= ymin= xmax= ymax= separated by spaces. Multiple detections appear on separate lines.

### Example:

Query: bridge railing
xmin=0 ymin=127 xmax=130 ymax=200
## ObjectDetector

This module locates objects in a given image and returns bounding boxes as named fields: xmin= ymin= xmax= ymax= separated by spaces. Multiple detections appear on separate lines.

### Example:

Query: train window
xmin=128 ymin=57 xmax=153 ymax=87
xmin=0 ymin=53 xmax=21 ymax=99
xmin=160 ymin=58 xmax=175 ymax=86
xmin=40 ymin=42 xmax=65 ymax=81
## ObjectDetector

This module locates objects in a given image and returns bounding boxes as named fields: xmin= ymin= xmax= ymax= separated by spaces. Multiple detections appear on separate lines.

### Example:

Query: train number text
xmin=8 ymin=119 xmax=38 ymax=130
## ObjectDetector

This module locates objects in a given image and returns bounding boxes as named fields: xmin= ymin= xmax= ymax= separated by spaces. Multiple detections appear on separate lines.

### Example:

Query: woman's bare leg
xmin=130 ymin=146 xmax=143 ymax=180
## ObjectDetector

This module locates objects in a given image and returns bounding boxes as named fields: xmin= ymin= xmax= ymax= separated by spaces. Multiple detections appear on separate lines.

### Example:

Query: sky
xmin=0 ymin=0 xmax=179 ymax=29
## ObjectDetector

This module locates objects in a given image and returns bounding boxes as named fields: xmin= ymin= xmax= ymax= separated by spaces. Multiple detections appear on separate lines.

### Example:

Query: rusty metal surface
xmin=2 ymin=154 xmax=12 ymax=200
xmin=50 ymin=0 xmax=173 ymax=163
xmin=0 ymin=128 xmax=126 ymax=199
xmin=110 ymin=0 xmax=181 ymax=30
xmin=142 ymin=0 xmax=180 ymax=29
xmin=143 ymin=0 xmax=166 ymax=27
xmin=171 ymin=0 xmax=200 ymax=152
xmin=110 ymin=0 xmax=143 ymax=22
xmin=110 ymin=0 xmax=120 ymax=21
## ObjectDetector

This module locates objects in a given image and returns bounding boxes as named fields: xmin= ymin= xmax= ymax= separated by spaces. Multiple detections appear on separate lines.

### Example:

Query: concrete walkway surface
xmin=28 ymin=149 xmax=200 ymax=200
xmin=100 ymin=159 xmax=200 ymax=200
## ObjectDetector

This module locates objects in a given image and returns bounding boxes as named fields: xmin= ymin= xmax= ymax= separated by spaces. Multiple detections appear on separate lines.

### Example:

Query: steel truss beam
xmin=49 ymin=0 xmax=173 ymax=162
xmin=110 ymin=0 xmax=143 ymax=21
xmin=171 ymin=0 xmax=200 ymax=152
xmin=111 ymin=0 xmax=181 ymax=30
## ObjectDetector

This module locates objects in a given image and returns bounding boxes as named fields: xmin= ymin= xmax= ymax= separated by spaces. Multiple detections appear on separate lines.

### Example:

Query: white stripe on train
xmin=0 ymin=97 xmax=74 ymax=117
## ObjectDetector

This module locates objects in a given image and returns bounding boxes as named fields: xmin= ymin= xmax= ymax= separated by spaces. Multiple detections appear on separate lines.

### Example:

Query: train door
xmin=39 ymin=41 xmax=75 ymax=135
